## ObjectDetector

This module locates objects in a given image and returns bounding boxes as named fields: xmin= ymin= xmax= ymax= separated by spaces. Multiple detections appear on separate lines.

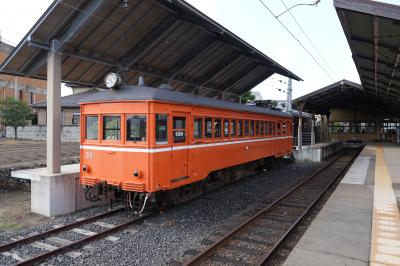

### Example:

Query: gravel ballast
xmin=0 ymin=161 xmax=324 ymax=265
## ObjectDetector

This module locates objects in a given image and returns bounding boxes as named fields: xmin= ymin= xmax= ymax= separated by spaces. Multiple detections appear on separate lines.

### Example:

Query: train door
xmin=171 ymin=113 xmax=189 ymax=180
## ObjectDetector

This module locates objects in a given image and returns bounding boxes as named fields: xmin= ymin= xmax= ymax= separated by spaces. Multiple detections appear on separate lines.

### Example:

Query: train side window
xmin=173 ymin=117 xmax=186 ymax=143
xmin=205 ymin=118 xmax=213 ymax=138
xmin=223 ymin=120 xmax=229 ymax=138
xmin=126 ymin=115 xmax=147 ymax=142
xmin=103 ymin=116 xmax=121 ymax=140
xmin=249 ymin=120 xmax=254 ymax=136
xmin=214 ymin=119 xmax=221 ymax=139
xmin=277 ymin=122 xmax=281 ymax=135
xmin=238 ymin=120 xmax=243 ymax=137
xmin=231 ymin=120 xmax=237 ymax=138
xmin=259 ymin=121 xmax=264 ymax=136
xmin=156 ymin=114 xmax=168 ymax=144
xmin=85 ymin=115 xmax=98 ymax=140
xmin=194 ymin=117 xmax=203 ymax=140
xmin=256 ymin=121 xmax=260 ymax=136
xmin=282 ymin=122 xmax=286 ymax=135
xmin=244 ymin=120 xmax=249 ymax=136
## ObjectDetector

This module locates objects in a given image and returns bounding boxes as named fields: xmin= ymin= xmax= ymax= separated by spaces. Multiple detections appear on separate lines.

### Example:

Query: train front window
xmin=126 ymin=115 xmax=146 ymax=142
xmin=103 ymin=116 xmax=121 ymax=140
xmin=205 ymin=118 xmax=212 ymax=138
xmin=156 ymin=114 xmax=168 ymax=144
xmin=194 ymin=117 xmax=203 ymax=139
xmin=173 ymin=117 xmax=186 ymax=143
xmin=85 ymin=116 xmax=98 ymax=140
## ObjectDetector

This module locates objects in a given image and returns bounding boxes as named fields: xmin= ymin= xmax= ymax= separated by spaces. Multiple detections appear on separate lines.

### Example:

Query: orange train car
xmin=80 ymin=78 xmax=293 ymax=210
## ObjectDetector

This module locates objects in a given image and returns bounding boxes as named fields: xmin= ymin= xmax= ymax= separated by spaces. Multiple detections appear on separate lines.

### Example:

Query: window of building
xmin=155 ymin=114 xmax=168 ymax=144
xmin=214 ymin=119 xmax=221 ymax=139
xmin=230 ymin=120 xmax=237 ymax=138
xmin=103 ymin=116 xmax=121 ymax=140
xmin=126 ymin=115 xmax=147 ymax=142
xmin=205 ymin=118 xmax=213 ymax=138
xmin=72 ymin=113 xmax=80 ymax=126
xmin=31 ymin=113 xmax=38 ymax=125
xmin=86 ymin=115 xmax=98 ymax=140
xmin=173 ymin=116 xmax=186 ymax=143
xmin=244 ymin=120 xmax=249 ymax=136
xmin=194 ymin=117 xmax=203 ymax=139
xmin=224 ymin=120 xmax=229 ymax=138
xmin=238 ymin=120 xmax=243 ymax=137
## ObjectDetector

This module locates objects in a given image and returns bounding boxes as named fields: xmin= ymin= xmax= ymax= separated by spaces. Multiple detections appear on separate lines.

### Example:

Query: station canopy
xmin=334 ymin=0 xmax=400 ymax=113
xmin=0 ymin=0 xmax=301 ymax=101
xmin=293 ymin=79 xmax=367 ymax=115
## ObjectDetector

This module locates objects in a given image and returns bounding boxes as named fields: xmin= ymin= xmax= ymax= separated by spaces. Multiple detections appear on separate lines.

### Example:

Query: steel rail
xmin=0 ymin=207 xmax=123 ymax=253
xmin=257 ymin=150 xmax=359 ymax=265
xmin=184 ymin=150 xmax=358 ymax=265
xmin=15 ymin=211 xmax=157 ymax=266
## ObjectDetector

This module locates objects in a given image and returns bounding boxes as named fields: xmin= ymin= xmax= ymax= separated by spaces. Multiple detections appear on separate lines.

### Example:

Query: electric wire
xmin=280 ymin=0 xmax=338 ymax=80
xmin=257 ymin=0 xmax=335 ymax=81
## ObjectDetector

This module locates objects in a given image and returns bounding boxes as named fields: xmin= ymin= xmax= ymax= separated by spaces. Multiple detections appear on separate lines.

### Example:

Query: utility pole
xmin=285 ymin=78 xmax=292 ymax=113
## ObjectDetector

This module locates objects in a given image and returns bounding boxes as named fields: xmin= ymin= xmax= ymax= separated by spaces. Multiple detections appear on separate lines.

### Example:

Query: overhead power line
xmin=280 ymin=0 xmax=338 ymax=80
xmin=257 ymin=0 xmax=335 ymax=82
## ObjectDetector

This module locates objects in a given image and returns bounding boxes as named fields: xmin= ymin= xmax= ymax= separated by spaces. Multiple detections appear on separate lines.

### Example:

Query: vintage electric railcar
xmin=80 ymin=79 xmax=293 ymax=211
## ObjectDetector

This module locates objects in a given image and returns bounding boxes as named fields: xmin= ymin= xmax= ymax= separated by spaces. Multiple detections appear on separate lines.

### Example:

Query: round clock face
xmin=104 ymin=73 xmax=120 ymax=88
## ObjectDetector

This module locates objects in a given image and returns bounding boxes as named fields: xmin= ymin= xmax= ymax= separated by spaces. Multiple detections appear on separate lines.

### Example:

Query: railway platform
xmin=284 ymin=143 xmax=400 ymax=266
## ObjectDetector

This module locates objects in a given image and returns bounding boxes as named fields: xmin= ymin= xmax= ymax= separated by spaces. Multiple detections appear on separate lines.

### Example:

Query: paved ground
xmin=284 ymin=143 xmax=400 ymax=266
xmin=0 ymin=139 xmax=79 ymax=168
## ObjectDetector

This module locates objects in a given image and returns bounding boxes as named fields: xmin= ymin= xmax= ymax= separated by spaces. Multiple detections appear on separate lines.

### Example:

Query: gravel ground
xmin=0 ymin=161 xmax=325 ymax=265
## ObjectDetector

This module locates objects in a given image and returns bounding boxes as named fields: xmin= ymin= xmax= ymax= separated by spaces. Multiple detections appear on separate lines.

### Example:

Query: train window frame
xmin=194 ymin=117 xmax=203 ymax=141
xmin=173 ymin=116 xmax=186 ymax=144
xmin=85 ymin=115 xmax=99 ymax=141
xmin=126 ymin=114 xmax=147 ymax=143
xmin=155 ymin=114 xmax=168 ymax=145
xmin=102 ymin=115 xmax=121 ymax=141
xmin=223 ymin=119 xmax=229 ymax=139
xmin=205 ymin=117 xmax=213 ymax=139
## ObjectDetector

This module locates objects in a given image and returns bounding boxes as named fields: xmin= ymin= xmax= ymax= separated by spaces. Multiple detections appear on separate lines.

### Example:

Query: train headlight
xmin=104 ymin=72 xmax=121 ymax=89
xmin=133 ymin=169 xmax=142 ymax=178
xmin=82 ymin=164 xmax=89 ymax=172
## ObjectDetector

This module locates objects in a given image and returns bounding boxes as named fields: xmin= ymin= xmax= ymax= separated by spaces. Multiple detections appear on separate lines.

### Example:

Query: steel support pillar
xmin=311 ymin=116 xmax=315 ymax=146
xmin=46 ymin=45 xmax=61 ymax=174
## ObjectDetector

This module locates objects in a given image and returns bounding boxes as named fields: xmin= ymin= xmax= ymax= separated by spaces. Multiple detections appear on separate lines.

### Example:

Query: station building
xmin=293 ymin=79 xmax=400 ymax=144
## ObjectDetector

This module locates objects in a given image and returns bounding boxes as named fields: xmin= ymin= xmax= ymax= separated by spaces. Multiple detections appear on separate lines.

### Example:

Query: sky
xmin=0 ymin=0 xmax=398 ymax=99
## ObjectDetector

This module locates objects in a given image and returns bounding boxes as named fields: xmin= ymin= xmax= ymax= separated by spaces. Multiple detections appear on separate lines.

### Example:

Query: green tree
xmin=0 ymin=97 xmax=31 ymax=140
xmin=241 ymin=91 xmax=255 ymax=103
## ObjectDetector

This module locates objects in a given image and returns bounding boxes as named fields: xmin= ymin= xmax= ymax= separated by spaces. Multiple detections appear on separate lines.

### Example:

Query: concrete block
xmin=12 ymin=164 xmax=108 ymax=217
xmin=293 ymin=141 xmax=343 ymax=162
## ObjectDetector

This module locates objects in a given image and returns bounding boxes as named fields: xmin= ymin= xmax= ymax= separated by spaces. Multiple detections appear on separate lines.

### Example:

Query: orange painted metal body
xmin=80 ymin=100 xmax=293 ymax=193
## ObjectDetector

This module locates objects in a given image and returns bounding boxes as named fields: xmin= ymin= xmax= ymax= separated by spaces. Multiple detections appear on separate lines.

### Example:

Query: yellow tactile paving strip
xmin=370 ymin=146 xmax=400 ymax=266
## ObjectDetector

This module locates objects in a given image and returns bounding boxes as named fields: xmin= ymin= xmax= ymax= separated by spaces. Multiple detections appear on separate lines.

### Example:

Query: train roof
xmin=81 ymin=85 xmax=291 ymax=118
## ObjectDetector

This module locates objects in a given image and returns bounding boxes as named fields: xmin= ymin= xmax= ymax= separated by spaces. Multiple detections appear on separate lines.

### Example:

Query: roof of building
xmin=0 ymin=0 xmax=301 ymax=102
xmin=334 ymin=0 xmax=400 ymax=112
xmin=81 ymin=85 xmax=291 ymax=118
xmin=292 ymin=79 xmax=379 ymax=115
xmin=33 ymin=88 xmax=99 ymax=108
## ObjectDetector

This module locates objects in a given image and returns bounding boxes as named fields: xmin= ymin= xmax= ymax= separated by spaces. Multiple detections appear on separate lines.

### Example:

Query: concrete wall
xmin=6 ymin=125 xmax=80 ymax=142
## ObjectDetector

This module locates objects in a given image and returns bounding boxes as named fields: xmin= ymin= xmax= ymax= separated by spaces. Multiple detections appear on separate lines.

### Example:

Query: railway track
xmin=183 ymin=149 xmax=359 ymax=266
xmin=0 ymin=207 xmax=157 ymax=266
